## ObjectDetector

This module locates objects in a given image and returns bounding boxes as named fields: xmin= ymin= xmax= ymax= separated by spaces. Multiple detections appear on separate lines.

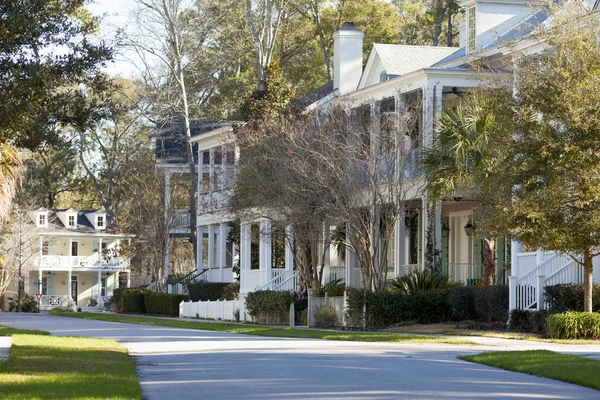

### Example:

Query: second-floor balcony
xmin=38 ymin=255 xmax=130 ymax=270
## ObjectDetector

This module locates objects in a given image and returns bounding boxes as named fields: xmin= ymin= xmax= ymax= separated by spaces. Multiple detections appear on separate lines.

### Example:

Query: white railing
xmin=180 ymin=298 xmax=250 ymax=322
xmin=274 ymin=271 xmax=300 ymax=292
xmin=39 ymin=255 xmax=129 ymax=269
xmin=446 ymin=263 xmax=482 ymax=284
xmin=328 ymin=265 xmax=345 ymax=283
xmin=39 ymin=295 xmax=71 ymax=309
xmin=259 ymin=270 xmax=297 ymax=291
xmin=173 ymin=209 xmax=190 ymax=229
xmin=399 ymin=264 xmax=423 ymax=275
xmin=271 ymin=269 xmax=285 ymax=281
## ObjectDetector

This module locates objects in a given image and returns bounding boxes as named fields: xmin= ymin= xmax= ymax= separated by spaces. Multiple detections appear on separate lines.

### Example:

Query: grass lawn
xmin=386 ymin=323 xmax=600 ymax=344
xmin=0 ymin=325 xmax=141 ymax=400
xmin=460 ymin=350 xmax=600 ymax=391
xmin=50 ymin=311 xmax=475 ymax=345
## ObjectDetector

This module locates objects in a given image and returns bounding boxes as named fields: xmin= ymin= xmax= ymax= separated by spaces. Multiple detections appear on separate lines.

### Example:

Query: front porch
xmin=27 ymin=269 xmax=129 ymax=311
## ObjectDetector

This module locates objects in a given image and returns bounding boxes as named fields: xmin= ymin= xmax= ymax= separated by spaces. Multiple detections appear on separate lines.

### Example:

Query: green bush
xmin=448 ymin=286 xmax=478 ymax=321
xmin=545 ymin=284 xmax=600 ymax=312
xmin=320 ymin=280 xmax=345 ymax=297
xmin=8 ymin=294 xmax=39 ymax=313
xmin=389 ymin=269 xmax=456 ymax=295
xmin=144 ymin=293 xmax=189 ymax=316
xmin=546 ymin=311 xmax=600 ymax=339
xmin=246 ymin=290 xmax=293 ymax=324
xmin=112 ymin=288 xmax=148 ymax=313
xmin=188 ymin=282 xmax=239 ymax=301
xmin=314 ymin=303 xmax=338 ymax=328
xmin=509 ymin=309 xmax=550 ymax=333
xmin=123 ymin=292 xmax=147 ymax=314
xmin=473 ymin=285 xmax=509 ymax=322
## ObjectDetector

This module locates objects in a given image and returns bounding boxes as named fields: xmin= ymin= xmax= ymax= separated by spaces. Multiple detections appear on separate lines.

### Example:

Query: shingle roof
xmin=293 ymin=81 xmax=335 ymax=108
xmin=40 ymin=209 xmax=119 ymax=234
xmin=373 ymin=44 xmax=459 ymax=76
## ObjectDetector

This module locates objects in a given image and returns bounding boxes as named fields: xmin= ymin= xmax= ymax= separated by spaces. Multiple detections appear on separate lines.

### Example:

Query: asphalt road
xmin=1 ymin=313 xmax=599 ymax=400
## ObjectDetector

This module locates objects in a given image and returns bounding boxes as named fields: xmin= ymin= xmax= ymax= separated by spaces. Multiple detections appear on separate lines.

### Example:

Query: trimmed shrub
xmin=188 ymin=282 xmax=240 ymax=301
xmin=509 ymin=309 xmax=549 ymax=333
xmin=546 ymin=311 xmax=600 ymax=339
xmin=314 ymin=303 xmax=338 ymax=328
xmin=112 ymin=288 xmax=148 ymax=313
xmin=320 ymin=280 xmax=345 ymax=297
xmin=473 ymin=285 xmax=509 ymax=322
xmin=448 ymin=286 xmax=477 ymax=321
xmin=545 ymin=284 xmax=600 ymax=312
xmin=246 ymin=290 xmax=293 ymax=324
xmin=123 ymin=292 xmax=147 ymax=314
xmin=144 ymin=293 xmax=189 ymax=316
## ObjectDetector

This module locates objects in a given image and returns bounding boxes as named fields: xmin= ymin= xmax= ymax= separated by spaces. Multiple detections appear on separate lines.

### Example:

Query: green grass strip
xmin=0 ymin=326 xmax=49 ymax=337
xmin=460 ymin=350 xmax=600 ymax=391
xmin=51 ymin=311 xmax=474 ymax=344
xmin=0 ymin=326 xmax=141 ymax=400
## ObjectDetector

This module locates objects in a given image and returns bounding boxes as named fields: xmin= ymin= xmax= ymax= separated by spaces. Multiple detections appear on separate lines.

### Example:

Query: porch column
xmin=285 ymin=225 xmax=294 ymax=276
xmin=208 ymin=225 xmax=215 ymax=272
xmin=127 ymin=272 xmax=131 ymax=288
xmin=114 ymin=272 xmax=119 ymax=290
xmin=69 ymin=238 xmax=73 ymax=266
xmin=67 ymin=270 xmax=73 ymax=302
xmin=240 ymin=223 xmax=252 ymax=293
xmin=434 ymin=202 xmax=442 ymax=253
xmin=209 ymin=148 xmax=214 ymax=193
xmin=345 ymin=224 xmax=354 ymax=288
xmin=38 ymin=269 xmax=43 ymax=295
xmin=196 ymin=225 xmax=204 ymax=272
xmin=394 ymin=92 xmax=406 ymax=180
xmin=97 ymin=270 xmax=102 ymax=305
xmin=218 ymin=223 xmax=228 ymax=282
xmin=164 ymin=172 xmax=171 ymax=219
xmin=395 ymin=204 xmax=406 ymax=277
xmin=98 ymin=238 xmax=103 ymax=266
xmin=323 ymin=222 xmax=330 ymax=269
xmin=511 ymin=241 xmax=523 ymax=277
xmin=421 ymin=195 xmax=428 ymax=268
xmin=259 ymin=220 xmax=272 ymax=287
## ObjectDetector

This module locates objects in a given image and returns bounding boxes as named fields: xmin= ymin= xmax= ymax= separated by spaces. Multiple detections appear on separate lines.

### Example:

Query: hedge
xmin=546 ymin=311 xmax=600 ymax=339
xmin=123 ymin=292 xmax=147 ymax=314
xmin=246 ymin=290 xmax=294 ymax=324
xmin=188 ymin=282 xmax=240 ymax=301
xmin=509 ymin=309 xmax=550 ymax=334
xmin=545 ymin=284 xmax=600 ymax=312
xmin=347 ymin=285 xmax=510 ymax=329
xmin=112 ymin=288 xmax=148 ymax=313
xmin=144 ymin=293 xmax=189 ymax=317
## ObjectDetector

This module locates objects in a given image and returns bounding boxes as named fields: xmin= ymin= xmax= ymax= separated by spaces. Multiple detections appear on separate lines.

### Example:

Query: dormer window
xmin=380 ymin=71 xmax=388 ymax=83
xmin=97 ymin=216 xmax=104 ymax=228
xmin=467 ymin=6 xmax=476 ymax=53
xmin=68 ymin=215 xmax=76 ymax=227
xmin=38 ymin=214 xmax=47 ymax=227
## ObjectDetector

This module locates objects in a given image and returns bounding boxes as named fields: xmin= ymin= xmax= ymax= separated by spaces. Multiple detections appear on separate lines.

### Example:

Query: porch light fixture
xmin=441 ymin=223 xmax=450 ymax=238
xmin=463 ymin=221 xmax=475 ymax=236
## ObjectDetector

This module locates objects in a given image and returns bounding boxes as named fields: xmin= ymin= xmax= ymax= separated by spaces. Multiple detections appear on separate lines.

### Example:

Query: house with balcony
xmin=167 ymin=1 xmax=600 ymax=307
xmin=28 ymin=208 xmax=133 ymax=310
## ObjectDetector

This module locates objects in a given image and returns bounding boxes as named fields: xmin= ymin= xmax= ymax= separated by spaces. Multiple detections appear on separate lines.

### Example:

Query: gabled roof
xmin=293 ymin=81 xmax=335 ymax=109
xmin=36 ymin=209 xmax=123 ymax=235
xmin=373 ymin=44 xmax=459 ymax=76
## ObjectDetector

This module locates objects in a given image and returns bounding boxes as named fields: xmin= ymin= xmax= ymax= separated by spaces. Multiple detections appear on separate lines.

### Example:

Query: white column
xmin=421 ymin=195 xmax=428 ymax=267
xmin=38 ymin=269 xmax=43 ymax=295
xmin=98 ymin=238 xmax=103 ymax=265
xmin=164 ymin=172 xmax=171 ymax=219
xmin=127 ymin=272 xmax=131 ymax=288
xmin=208 ymin=225 xmax=215 ymax=273
xmin=285 ymin=225 xmax=294 ymax=276
xmin=68 ymin=238 xmax=73 ymax=266
xmin=395 ymin=204 xmax=406 ymax=277
xmin=218 ymin=223 xmax=228 ymax=282
xmin=114 ymin=272 xmax=119 ymax=290
xmin=196 ymin=225 xmax=204 ymax=271
xmin=67 ymin=270 xmax=72 ymax=301
xmin=260 ymin=220 xmax=272 ymax=287
xmin=209 ymin=148 xmax=215 ymax=193
xmin=511 ymin=241 xmax=523 ymax=277
xmin=97 ymin=270 xmax=102 ymax=304
xmin=434 ymin=202 xmax=442 ymax=253
xmin=345 ymin=224 xmax=353 ymax=288
xmin=323 ymin=222 xmax=330 ymax=269
xmin=240 ymin=223 xmax=252 ymax=293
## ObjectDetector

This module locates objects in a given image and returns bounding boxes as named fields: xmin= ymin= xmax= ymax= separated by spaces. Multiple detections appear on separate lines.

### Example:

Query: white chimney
xmin=333 ymin=22 xmax=364 ymax=95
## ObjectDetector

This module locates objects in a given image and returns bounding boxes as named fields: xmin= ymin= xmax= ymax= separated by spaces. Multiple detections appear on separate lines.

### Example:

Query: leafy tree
xmin=239 ymin=61 xmax=293 ymax=122
xmin=0 ymin=0 xmax=113 ymax=148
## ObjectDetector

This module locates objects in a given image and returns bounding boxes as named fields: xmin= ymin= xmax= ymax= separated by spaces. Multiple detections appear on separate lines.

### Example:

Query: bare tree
xmin=232 ymin=101 xmax=420 ymax=293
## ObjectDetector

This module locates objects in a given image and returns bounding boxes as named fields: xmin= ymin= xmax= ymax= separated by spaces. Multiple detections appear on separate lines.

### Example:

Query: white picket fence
xmin=179 ymin=298 xmax=251 ymax=322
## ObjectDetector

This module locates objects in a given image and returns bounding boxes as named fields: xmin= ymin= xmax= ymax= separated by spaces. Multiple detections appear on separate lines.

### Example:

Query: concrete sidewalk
xmin=0 ymin=336 xmax=11 ymax=362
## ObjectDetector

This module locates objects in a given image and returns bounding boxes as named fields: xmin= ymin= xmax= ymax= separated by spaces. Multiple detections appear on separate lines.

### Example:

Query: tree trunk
xmin=17 ymin=279 xmax=23 ymax=313
xmin=583 ymin=251 xmax=593 ymax=313
xmin=481 ymin=238 xmax=495 ymax=286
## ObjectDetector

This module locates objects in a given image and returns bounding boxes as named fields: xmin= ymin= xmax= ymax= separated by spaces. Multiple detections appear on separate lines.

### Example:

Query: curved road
xmin=1 ymin=313 xmax=599 ymax=400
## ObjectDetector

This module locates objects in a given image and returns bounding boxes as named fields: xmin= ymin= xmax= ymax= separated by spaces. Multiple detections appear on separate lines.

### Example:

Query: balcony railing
xmin=172 ymin=209 xmax=190 ymax=229
xmin=38 ymin=255 xmax=130 ymax=269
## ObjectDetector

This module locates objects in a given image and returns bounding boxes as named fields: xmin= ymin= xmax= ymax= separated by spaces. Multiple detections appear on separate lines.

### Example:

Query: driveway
xmin=1 ymin=313 xmax=599 ymax=400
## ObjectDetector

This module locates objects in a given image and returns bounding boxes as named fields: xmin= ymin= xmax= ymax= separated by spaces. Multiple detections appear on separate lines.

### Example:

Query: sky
xmin=87 ymin=0 xmax=140 ymax=78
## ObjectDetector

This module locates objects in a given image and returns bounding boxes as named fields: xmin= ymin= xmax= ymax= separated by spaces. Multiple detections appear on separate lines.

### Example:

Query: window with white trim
xmin=68 ymin=215 xmax=76 ymax=227
xmin=467 ymin=6 xmax=476 ymax=53
xmin=97 ymin=215 xmax=104 ymax=228
xmin=38 ymin=214 xmax=46 ymax=226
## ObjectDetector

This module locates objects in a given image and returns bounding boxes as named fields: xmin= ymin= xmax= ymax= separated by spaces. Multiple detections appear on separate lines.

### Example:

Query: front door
xmin=71 ymin=275 xmax=78 ymax=305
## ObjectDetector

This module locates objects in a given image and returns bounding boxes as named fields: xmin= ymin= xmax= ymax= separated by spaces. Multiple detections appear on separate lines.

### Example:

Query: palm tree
xmin=422 ymin=100 xmax=502 ymax=286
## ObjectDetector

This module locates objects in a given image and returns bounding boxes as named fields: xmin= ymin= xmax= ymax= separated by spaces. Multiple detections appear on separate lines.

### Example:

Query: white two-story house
xmin=28 ymin=208 xmax=133 ymax=310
